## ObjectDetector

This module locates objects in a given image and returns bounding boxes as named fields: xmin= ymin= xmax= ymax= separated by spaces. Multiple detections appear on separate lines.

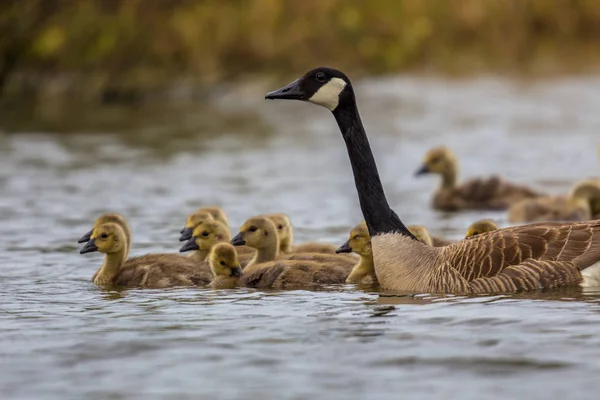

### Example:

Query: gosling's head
xmin=336 ymin=221 xmax=371 ymax=256
xmin=265 ymin=213 xmax=292 ymax=243
xmin=231 ymin=216 xmax=277 ymax=249
xmin=466 ymin=219 xmax=498 ymax=238
xmin=265 ymin=67 xmax=353 ymax=112
xmin=570 ymin=180 xmax=600 ymax=215
xmin=179 ymin=210 xmax=214 ymax=241
xmin=414 ymin=146 xmax=457 ymax=176
xmin=78 ymin=212 xmax=127 ymax=243
xmin=179 ymin=220 xmax=231 ymax=253
xmin=200 ymin=206 xmax=230 ymax=228
xmin=209 ymin=243 xmax=242 ymax=279
xmin=406 ymin=225 xmax=433 ymax=246
xmin=80 ymin=223 xmax=126 ymax=255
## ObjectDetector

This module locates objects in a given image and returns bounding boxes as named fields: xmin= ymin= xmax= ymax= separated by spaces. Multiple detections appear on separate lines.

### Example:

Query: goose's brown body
xmin=373 ymin=220 xmax=600 ymax=293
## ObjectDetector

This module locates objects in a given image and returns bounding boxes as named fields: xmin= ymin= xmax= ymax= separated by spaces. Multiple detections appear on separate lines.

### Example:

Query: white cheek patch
xmin=308 ymin=77 xmax=347 ymax=111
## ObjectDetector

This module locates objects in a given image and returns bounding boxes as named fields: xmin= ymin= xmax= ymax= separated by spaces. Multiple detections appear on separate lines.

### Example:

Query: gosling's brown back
xmin=435 ymin=176 xmax=542 ymax=211
xmin=292 ymin=242 xmax=338 ymax=254
xmin=114 ymin=254 xmax=212 ymax=288
xmin=240 ymin=260 xmax=349 ymax=289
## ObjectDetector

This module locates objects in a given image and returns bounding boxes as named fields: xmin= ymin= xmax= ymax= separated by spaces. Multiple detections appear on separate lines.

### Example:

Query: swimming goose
xmin=266 ymin=67 xmax=600 ymax=293
xmin=415 ymin=146 xmax=543 ymax=211
xmin=179 ymin=220 xmax=256 ymax=267
xmin=80 ymin=223 xmax=212 ymax=288
xmin=231 ymin=216 xmax=355 ymax=268
xmin=336 ymin=222 xmax=377 ymax=284
xmin=508 ymin=179 xmax=600 ymax=223
xmin=265 ymin=213 xmax=339 ymax=254
xmin=208 ymin=243 xmax=243 ymax=289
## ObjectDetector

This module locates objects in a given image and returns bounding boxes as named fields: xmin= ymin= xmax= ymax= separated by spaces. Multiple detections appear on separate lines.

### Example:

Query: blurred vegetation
xmin=1 ymin=0 xmax=600 ymax=103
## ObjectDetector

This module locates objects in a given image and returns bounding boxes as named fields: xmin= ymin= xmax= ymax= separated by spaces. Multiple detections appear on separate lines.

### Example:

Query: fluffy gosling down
xmin=230 ymin=216 xmax=351 ymax=288
xmin=179 ymin=220 xmax=255 ymax=268
xmin=415 ymin=146 xmax=544 ymax=212
xmin=336 ymin=222 xmax=376 ymax=285
xmin=266 ymin=213 xmax=339 ymax=254
xmin=80 ymin=222 xmax=211 ymax=288
xmin=508 ymin=179 xmax=600 ymax=223
xmin=232 ymin=216 xmax=355 ymax=268
xmin=208 ymin=243 xmax=242 ymax=289
xmin=266 ymin=67 xmax=600 ymax=293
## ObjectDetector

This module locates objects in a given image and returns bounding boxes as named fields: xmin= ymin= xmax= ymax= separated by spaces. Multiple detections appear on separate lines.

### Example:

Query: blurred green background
xmin=1 ymin=0 xmax=599 ymax=104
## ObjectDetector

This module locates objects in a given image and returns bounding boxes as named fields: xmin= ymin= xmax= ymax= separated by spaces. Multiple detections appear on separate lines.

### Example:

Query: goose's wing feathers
xmin=443 ymin=220 xmax=600 ymax=281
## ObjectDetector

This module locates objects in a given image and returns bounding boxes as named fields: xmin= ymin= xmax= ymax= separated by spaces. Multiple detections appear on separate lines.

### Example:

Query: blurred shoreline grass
xmin=2 ymin=0 xmax=600 ymax=105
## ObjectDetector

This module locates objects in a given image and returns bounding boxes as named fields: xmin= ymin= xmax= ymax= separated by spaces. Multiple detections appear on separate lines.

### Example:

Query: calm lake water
xmin=1 ymin=75 xmax=600 ymax=400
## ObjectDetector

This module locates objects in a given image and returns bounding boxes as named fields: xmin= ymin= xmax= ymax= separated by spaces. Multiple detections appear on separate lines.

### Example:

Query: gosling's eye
xmin=220 ymin=261 xmax=226 ymax=266
xmin=315 ymin=72 xmax=326 ymax=82
xmin=249 ymin=226 xmax=257 ymax=232
xmin=277 ymin=225 xmax=283 ymax=230
xmin=202 ymin=231 xmax=209 ymax=237
xmin=353 ymin=235 xmax=360 ymax=240
xmin=100 ymin=233 xmax=108 ymax=239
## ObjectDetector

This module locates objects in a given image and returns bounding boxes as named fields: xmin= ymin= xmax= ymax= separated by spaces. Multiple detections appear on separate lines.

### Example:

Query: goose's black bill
xmin=231 ymin=233 xmax=246 ymax=246
xmin=231 ymin=267 xmax=243 ymax=278
xmin=179 ymin=227 xmax=193 ymax=242
xmin=78 ymin=229 xmax=93 ymax=243
xmin=179 ymin=237 xmax=199 ymax=252
xmin=265 ymin=79 xmax=304 ymax=100
xmin=414 ymin=164 xmax=430 ymax=176
xmin=80 ymin=239 xmax=98 ymax=254
xmin=336 ymin=239 xmax=352 ymax=254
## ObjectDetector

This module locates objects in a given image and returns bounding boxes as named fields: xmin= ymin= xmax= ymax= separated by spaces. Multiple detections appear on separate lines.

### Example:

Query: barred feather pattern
xmin=434 ymin=220 xmax=600 ymax=293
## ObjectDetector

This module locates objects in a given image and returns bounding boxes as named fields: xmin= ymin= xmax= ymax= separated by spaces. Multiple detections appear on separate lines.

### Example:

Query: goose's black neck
xmin=332 ymin=101 xmax=415 ymax=239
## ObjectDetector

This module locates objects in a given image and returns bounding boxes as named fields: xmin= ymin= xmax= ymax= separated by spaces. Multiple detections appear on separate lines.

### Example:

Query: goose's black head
xmin=265 ymin=67 xmax=353 ymax=112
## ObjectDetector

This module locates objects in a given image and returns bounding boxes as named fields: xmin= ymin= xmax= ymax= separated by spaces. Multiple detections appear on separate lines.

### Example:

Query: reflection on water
xmin=1 ymin=75 xmax=600 ymax=399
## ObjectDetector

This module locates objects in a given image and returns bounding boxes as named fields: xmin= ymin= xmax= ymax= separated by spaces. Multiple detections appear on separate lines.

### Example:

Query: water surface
xmin=1 ymin=75 xmax=600 ymax=399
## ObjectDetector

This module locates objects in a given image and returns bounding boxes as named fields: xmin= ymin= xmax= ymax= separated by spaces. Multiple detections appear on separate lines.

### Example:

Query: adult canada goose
xmin=266 ymin=213 xmax=339 ymax=254
xmin=415 ymin=146 xmax=543 ymax=211
xmin=208 ymin=243 xmax=243 ymax=289
xmin=80 ymin=223 xmax=212 ymax=288
xmin=231 ymin=216 xmax=355 ymax=268
xmin=336 ymin=222 xmax=377 ymax=284
xmin=508 ymin=179 xmax=600 ymax=223
xmin=266 ymin=67 xmax=600 ymax=293
xmin=179 ymin=220 xmax=256 ymax=267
